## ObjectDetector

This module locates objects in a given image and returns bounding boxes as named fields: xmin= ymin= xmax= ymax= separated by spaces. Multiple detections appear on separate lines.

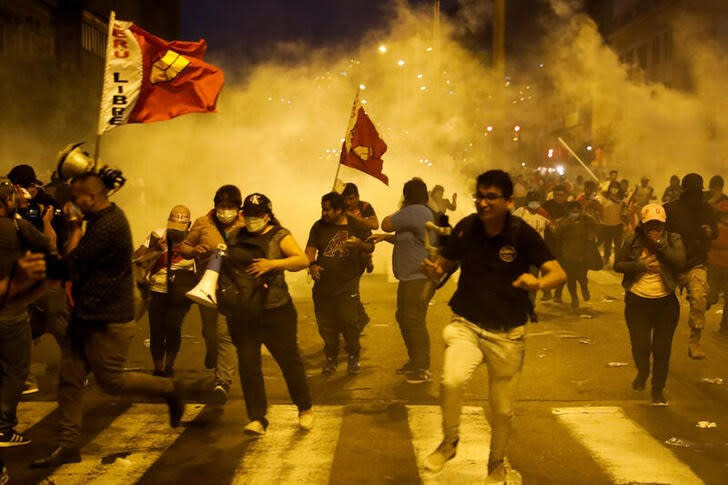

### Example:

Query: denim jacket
xmin=614 ymin=230 xmax=685 ymax=292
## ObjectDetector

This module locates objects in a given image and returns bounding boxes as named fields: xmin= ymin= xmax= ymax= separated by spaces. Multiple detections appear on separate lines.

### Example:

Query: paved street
xmin=5 ymin=270 xmax=728 ymax=484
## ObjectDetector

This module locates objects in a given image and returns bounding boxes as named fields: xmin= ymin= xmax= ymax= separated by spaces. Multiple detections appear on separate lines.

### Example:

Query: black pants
xmin=313 ymin=289 xmax=361 ymax=359
xmin=600 ymin=224 xmax=623 ymax=263
xmin=148 ymin=292 xmax=191 ymax=365
xmin=562 ymin=261 xmax=589 ymax=308
xmin=226 ymin=303 xmax=312 ymax=427
xmin=625 ymin=292 xmax=679 ymax=391
xmin=395 ymin=279 xmax=432 ymax=370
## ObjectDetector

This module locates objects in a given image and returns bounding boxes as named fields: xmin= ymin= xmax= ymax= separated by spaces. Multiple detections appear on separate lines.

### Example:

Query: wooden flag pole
xmin=558 ymin=137 xmax=599 ymax=183
xmin=333 ymin=87 xmax=361 ymax=191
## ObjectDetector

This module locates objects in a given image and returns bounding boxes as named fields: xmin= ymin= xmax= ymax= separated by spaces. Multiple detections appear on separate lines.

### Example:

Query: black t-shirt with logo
xmin=442 ymin=213 xmax=554 ymax=329
xmin=307 ymin=218 xmax=370 ymax=296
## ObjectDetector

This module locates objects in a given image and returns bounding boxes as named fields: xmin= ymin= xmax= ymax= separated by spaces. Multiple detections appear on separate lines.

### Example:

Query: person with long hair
xmin=222 ymin=193 xmax=313 ymax=435
xmin=614 ymin=204 xmax=685 ymax=406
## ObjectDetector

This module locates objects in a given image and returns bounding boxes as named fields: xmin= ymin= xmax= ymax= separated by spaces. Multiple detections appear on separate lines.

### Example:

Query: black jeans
xmin=313 ymin=289 xmax=361 ymax=359
xmin=562 ymin=261 xmax=589 ymax=308
xmin=395 ymin=279 xmax=432 ymax=370
xmin=148 ymin=292 xmax=191 ymax=365
xmin=600 ymin=224 xmax=623 ymax=263
xmin=625 ymin=292 xmax=679 ymax=391
xmin=0 ymin=314 xmax=31 ymax=434
xmin=226 ymin=303 xmax=312 ymax=427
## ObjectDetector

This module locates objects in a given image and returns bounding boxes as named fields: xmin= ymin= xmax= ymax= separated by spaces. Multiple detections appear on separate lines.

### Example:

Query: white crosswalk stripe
xmin=10 ymin=402 xmax=709 ymax=483
xmin=232 ymin=405 xmax=343 ymax=485
xmin=407 ymin=405 xmax=491 ymax=484
xmin=553 ymin=406 xmax=704 ymax=485
xmin=44 ymin=403 xmax=204 ymax=485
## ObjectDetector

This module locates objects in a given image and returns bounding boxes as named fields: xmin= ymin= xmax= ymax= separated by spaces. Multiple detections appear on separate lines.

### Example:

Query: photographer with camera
xmin=0 ymin=180 xmax=53 ymax=448
xmin=8 ymin=164 xmax=71 ymax=395
xmin=32 ymin=173 xmax=184 ymax=468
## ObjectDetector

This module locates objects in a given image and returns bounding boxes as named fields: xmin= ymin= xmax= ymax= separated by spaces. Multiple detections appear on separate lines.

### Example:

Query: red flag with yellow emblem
xmin=98 ymin=12 xmax=224 ymax=134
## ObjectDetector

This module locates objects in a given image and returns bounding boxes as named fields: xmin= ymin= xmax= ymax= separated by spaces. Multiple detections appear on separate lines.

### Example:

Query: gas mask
xmin=216 ymin=209 xmax=238 ymax=225
xmin=244 ymin=215 xmax=269 ymax=233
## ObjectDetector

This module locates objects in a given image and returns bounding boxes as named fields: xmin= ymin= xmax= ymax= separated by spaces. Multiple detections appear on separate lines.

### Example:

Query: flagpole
xmin=333 ymin=87 xmax=361 ymax=191
xmin=558 ymin=136 xmax=600 ymax=183
xmin=94 ymin=10 xmax=116 ymax=166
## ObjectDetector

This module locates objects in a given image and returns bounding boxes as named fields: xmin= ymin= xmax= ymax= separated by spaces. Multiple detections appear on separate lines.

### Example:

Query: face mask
xmin=216 ymin=209 xmax=238 ymax=225
xmin=167 ymin=229 xmax=187 ymax=243
xmin=527 ymin=201 xmax=540 ymax=210
xmin=610 ymin=189 xmax=619 ymax=195
xmin=244 ymin=216 xmax=269 ymax=233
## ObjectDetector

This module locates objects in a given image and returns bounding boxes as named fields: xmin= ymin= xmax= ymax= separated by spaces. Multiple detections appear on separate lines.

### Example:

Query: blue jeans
xmin=439 ymin=317 xmax=525 ymax=466
xmin=0 ymin=314 xmax=31 ymax=434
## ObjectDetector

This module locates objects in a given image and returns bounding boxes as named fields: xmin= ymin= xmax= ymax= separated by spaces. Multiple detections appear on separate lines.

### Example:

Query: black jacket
xmin=664 ymin=195 xmax=717 ymax=269
xmin=614 ymin=230 xmax=685 ymax=292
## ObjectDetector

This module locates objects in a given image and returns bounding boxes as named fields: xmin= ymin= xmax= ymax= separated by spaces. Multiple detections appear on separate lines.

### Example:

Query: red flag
xmin=339 ymin=92 xmax=388 ymax=185
xmin=98 ymin=13 xmax=224 ymax=134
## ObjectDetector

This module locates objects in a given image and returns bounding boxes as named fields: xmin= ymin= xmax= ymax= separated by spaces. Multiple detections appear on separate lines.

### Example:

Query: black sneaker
xmin=424 ymin=438 xmax=459 ymax=472
xmin=347 ymin=355 xmax=361 ymax=375
xmin=396 ymin=361 xmax=416 ymax=375
xmin=651 ymin=389 xmax=668 ymax=407
xmin=22 ymin=379 xmax=39 ymax=395
xmin=406 ymin=369 xmax=432 ymax=384
xmin=322 ymin=357 xmax=337 ymax=376
xmin=0 ymin=465 xmax=8 ymax=485
xmin=582 ymin=287 xmax=591 ymax=302
xmin=0 ymin=430 xmax=30 ymax=447
xmin=210 ymin=384 xmax=228 ymax=405
xmin=30 ymin=446 xmax=81 ymax=468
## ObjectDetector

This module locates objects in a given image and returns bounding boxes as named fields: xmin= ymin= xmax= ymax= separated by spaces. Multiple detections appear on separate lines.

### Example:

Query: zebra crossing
xmin=11 ymin=401 xmax=706 ymax=484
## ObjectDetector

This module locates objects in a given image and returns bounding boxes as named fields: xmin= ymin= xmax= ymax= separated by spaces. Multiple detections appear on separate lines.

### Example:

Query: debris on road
xmin=700 ymin=377 xmax=724 ymax=385
xmin=606 ymin=362 xmax=629 ymax=367
xmin=696 ymin=421 xmax=718 ymax=429
xmin=601 ymin=296 xmax=616 ymax=302
xmin=143 ymin=338 xmax=150 ymax=348
xmin=665 ymin=437 xmax=697 ymax=448
xmin=579 ymin=314 xmax=594 ymax=319
xmin=579 ymin=338 xmax=593 ymax=344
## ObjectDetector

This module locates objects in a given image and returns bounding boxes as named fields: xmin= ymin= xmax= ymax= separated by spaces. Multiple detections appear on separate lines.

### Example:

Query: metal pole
xmin=333 ymin=88 xmax=361 ymax=191
xmin=558 ymin=137 xmax=600 ymax=182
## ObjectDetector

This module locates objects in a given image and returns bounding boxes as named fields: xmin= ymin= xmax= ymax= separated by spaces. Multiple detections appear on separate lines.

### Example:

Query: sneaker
xmin=581 ymin=287 xmax=591 ymax=302
xmin=322 ymin=357 xmax=337 ymax=376
xmin=0 ymin=465 xmax=8 ymax=485
xmin=529 ymin=311 xmax=538 ymax=323
xmin=0 ymin=430 xmax=30 ymax=447
xmin=651 ymin=389 xmax=668 ymax=407
xmin=396 ymin=361 xmax=416 ymax=375
xmin=347 ymin=355 xmax=361 ymax=375
xmin=406 ymin=369 xmax=432 ymax=384
xmin=423 ymin=438 xmax=458 ymax=472
xmin=244 ymin=420 xmax=267 ymax=436
xmin=211 ymin=384 xmax=228 ymax=405
xmin=30 ymin=446 xmax=81 ymax=468
xmin=298 ymin=409 xmax=314 ymax=431
xmin=22 ymin=379 xmax=39 ymax=396
xmin=366 ymin=261 xmax=374 ymax=273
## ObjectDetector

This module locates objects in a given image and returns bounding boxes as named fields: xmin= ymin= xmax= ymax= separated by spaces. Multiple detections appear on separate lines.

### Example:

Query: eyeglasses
xmin=473 ymin=192 xmax=506 ymax=202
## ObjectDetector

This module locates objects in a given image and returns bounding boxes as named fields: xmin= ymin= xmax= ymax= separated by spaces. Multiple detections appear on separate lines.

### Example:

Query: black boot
xmin=165 ymin=380 xmax=185 ymax=428
xmin=31 ymin=446 xmax=81 ymax=468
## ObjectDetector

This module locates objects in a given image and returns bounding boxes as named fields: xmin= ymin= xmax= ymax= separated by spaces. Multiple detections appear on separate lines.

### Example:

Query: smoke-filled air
xmin=8 ymin=1 xmax=728 ymax=283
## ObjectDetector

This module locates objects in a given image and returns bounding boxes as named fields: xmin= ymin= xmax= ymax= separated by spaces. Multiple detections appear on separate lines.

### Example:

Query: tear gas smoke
xmin=2 ymin=1 xmax=727 ymax=287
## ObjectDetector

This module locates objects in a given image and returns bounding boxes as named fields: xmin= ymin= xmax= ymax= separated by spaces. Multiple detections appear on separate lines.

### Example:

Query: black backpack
xmin=217 ymin=229 xmax=274 ymax=319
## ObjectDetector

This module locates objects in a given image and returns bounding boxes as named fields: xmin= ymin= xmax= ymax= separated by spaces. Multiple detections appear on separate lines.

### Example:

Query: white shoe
xmin=244 ymin=420 xmax=266 ymax=436
xmin=298 ymin=409 xmax=314 ymax=431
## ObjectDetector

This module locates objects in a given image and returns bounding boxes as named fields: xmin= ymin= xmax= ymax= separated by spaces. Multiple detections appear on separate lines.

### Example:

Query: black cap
xmin=242 ymin=193 xmax=272 ymax=216
xmin=7 ymin=164 xmax=42 ymax=187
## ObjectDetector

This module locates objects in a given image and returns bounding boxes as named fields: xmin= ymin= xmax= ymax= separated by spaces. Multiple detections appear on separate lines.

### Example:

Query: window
xmin=81 ymin=22 xmax=105 ymax=57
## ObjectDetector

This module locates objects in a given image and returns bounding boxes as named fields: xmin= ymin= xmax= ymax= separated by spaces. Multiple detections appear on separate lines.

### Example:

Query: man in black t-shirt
xmin=306 ymin=192 xmax=374 ymax=376
xmin=421 ymin=170 xmax=566 ymax=481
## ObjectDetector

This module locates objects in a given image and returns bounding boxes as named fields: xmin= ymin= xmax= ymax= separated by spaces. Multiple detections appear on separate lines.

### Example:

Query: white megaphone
xmin=186 ymin=244 xmax=226 ymax=308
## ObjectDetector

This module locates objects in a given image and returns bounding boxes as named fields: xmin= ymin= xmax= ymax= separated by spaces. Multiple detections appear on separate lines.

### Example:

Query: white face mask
xmin=216 ymin=209 xmax=238 ymax=225
xmin=244 ymin=216 xmax=269 ymax=233
xmin=527 ymin=201 xmax=540 ymax=210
